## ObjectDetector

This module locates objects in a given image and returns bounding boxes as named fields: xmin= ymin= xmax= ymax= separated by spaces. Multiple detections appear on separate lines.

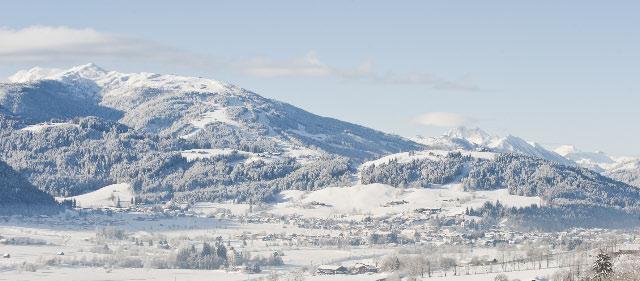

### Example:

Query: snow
xmin=56 ymin=183 xmax=134 ymax=209
xmin=180 ymin=106 xmax=243 ymax=139
xmin=269 ymin=183 xmax=540 ymax=219
xmin=554 ymin=145 xmax=578 ymax=156
xmin=180 ymin=148 xmax=249 ymax=162
xmin=446 ymin=127 xmax=493 ymax=145
xmin=180 ymin=147 xmax=321 ymax=165
xmin=7 ymin=67 xmax=63 ymax=83
xmin=361 ymin=149 xmax=496 ymax=170
xmin=607 ymin=158 xmax=640 ymax=173
xmin=19 ymin=122 xmax=79 ymax=133
xmin=553 ymin=144 xmax=640 ymax=172
xmin=8 ymin=64 xmax=228 ymax=98
xmin=289 ymin=129 xmax=329 ymax=141
xmin=424 ymin=127 xmax=573 ymax=165
xmin=190 ymin=107 xmax=241 ymax=129
xmin=0 ymin=267 xmax=265 ymax=281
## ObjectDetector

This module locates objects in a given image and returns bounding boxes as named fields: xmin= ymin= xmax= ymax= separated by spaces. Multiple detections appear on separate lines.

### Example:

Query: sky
xmin=1 ymin=1 xmax=639 ymax=155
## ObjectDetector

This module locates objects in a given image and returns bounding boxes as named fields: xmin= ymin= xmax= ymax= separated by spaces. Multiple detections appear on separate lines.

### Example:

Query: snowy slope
xmin=603 ymin=159 xmax=640 ymax=187
xmin=56 ymin=183 xmax=134 ymax=208
xmin=20 ymin=122 xmax=79 ymax=133
xmin=360 ymin=149 xmax=496 ymax=170
xmin=269 ymin=183 xmax=540 ymax=219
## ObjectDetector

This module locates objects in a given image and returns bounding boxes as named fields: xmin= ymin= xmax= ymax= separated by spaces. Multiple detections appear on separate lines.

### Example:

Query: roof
xmin=317 ymin=265 xmax=346 ymax=271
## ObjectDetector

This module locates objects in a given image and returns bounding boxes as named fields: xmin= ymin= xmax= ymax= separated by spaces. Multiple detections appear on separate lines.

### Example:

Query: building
xmin=316 ymin=265 xmax=349 ymax=275
xmin=350 ymin=263 xmax=378 ymax=274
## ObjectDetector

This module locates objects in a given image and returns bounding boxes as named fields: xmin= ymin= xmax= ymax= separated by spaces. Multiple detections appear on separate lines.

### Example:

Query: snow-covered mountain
xmin=2 ymin=63 xmax=422 ymax=161
xmin=553 ymin=145 xmax=640 ymax=187
xmin=553 ymin=145 xmax=616 ymax=171
xmin=413 ymin=127 xmax=573 ymax=165
xmin=2 ymin=63 xmax=637 ymax=207
xmin=605 ymin=159 xmax=640 ymax=187
xmin=0 ymin=64 xmax=424 ymax=201
xmin=359 ymin=149 xmax=640 ymax=210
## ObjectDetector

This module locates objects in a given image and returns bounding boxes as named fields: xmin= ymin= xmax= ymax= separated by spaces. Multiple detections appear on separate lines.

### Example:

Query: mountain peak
xmin=445 ymin=126 xmax=492 ymax=145
xmin=7 ymin=66 xmax=63 ymax=83
xmin=58 ymin=63 xmax=109 ymax=80
xmin=67 ymin=62 xmax=107 ymax=73
xmin=7 ymin=63 xmax=108 ymax=83
xmin=554 ymin=145 xmax=578 ymax=156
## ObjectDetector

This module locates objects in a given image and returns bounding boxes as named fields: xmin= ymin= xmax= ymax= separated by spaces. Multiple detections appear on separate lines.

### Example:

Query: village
xmin=2 ymin=201 xmax=638 ymax=280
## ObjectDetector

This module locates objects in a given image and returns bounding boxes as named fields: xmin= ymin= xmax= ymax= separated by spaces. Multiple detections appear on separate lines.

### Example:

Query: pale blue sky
xmin=1 ymin=1 xmax=638 ymax=155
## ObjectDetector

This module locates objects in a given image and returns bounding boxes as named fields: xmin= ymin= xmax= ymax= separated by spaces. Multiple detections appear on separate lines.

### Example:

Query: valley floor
xmin=1 ymin=206 xmax=636 ymax=281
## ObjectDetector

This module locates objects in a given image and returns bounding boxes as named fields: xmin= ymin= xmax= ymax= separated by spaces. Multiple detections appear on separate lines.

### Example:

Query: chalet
xmin=350 ymin=263 xmax=378 ymax=274
xmin=316 ymin=265 xmax=349 ymax=275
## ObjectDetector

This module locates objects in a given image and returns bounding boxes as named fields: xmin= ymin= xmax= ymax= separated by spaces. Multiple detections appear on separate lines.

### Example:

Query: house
xmin=415 ymin=208 xmax=441 ymax=214
xmin=316 ymin=265 xmax=349 ymax=275
xmin=350 ymin=263 xmax=378 ymax=274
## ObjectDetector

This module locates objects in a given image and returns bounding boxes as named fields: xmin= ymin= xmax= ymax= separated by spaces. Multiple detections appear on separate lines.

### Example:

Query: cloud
xmin=237 ymin=52 xmax=478 ymax=91
xmin=239 ymin=52 xmax=332 ymax=78
xmin=0 ymin=26 xmax=478 ymax=91
xmin=413 ymin=112 xmax=469 ymax=127
xmin=0 ymin=26 xmax=210 ymax=66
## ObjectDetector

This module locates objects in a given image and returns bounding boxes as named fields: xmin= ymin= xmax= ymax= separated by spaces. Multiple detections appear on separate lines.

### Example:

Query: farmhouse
xmin=350 ymin=263 xmax=378 ymax=274
xmin=316 ymin=265 xmax=349 ymax=275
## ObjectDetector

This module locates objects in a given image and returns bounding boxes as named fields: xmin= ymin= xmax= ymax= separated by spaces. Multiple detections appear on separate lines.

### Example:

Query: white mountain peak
xmin=445 ymin=126 xmax=492 ymax=145
xmin=8 ymin=66 xmax=63 ymax=83
xmin=60 ymin=62 xmax=108 ymax=79
xmin=422 ymin=126 xmax=574 ymax=165
xmin=7 ymin=63 xmax=231 ymax=98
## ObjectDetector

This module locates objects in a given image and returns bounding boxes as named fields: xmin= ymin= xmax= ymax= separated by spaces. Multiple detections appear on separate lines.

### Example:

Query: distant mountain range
xmin=553 ymin=145 xmax=640 ymax=187
xmin=412 ymin=127 xmax=573 ymax=165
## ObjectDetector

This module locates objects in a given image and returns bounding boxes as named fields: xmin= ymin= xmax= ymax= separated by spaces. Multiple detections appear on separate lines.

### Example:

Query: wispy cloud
xmin=0 ymin=26 xmax=477 ymax=91
xmin=0 ymin=26 xmax=211 ymax=66
xmin=413 ymin=112 xmax=471 ymax=127
xmin=237 ymin=52 xmax=478 ymax=91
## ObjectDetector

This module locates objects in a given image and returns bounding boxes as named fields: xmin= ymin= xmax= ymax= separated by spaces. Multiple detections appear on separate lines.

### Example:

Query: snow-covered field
xmin=0 ymin=205 xmax=625 ymax=281
xmin=0 ymin=268 xmax=265 ymax=281
xmin=19 ymin=122 xmax=79 ymax=133
xmin=189 ymin=182 xmax=541 ymax=220
xmin=361 ymin=150 xmax=496 ymax=170
xmin=180 ymin=145 xmax=321 ymax=164
xmin=269 ymin=183 xmax=540 ymax=219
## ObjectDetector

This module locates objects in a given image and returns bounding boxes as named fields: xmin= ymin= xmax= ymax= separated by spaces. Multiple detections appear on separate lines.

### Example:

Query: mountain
xmin=604 ymin=159 xmax=640 ymax=187
xmin=553 ymin=145 xmax=640 ymax=187
xmin=3 ymin=64 xmax=422 ymax=161
xmin=360 ymin=151 xmax=640 ymax=210
xmin=413 ymin=127 xmax=574 ymax=166
xmin=553 ymin=145 xmax=616 ymax=172
xmin=0 ymin=159 xmax=56 ymax=206
xmin=0 ymin=64 xmax=422 ymax=202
